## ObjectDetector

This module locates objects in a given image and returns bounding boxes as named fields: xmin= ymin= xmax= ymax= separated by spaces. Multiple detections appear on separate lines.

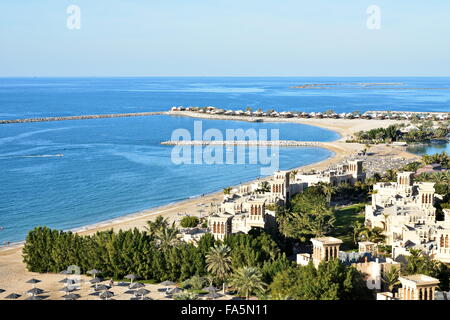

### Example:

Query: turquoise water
xmin=0 ymin=77 xmax=449 ymax=243
xmin=407 ymin=143 xmax=450 ymax=156
xmin=0 ymin=115 xmax=337 ymax=243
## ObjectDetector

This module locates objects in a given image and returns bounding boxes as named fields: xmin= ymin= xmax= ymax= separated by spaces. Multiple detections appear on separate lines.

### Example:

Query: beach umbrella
xmin=90 ymin=277 xmax=103 ymax=290
xmin=90 ymin=277 xmax=103 ymax=284
xmin=60 ymin=270 xmax=69 ymax=275
xmin=131 ymin=296 xmax=152 ymax=300
xmin=124 ymin=290 xmax=136 ymax=295
xmin=5 ymin=293 xmax=21 ymax=299
xmin=0 ymin=288 xmax=5 ymax=294
xmin=136 ymin=288 xmax=150 ymax=300
xmin=125 ymin=274 xmax=138 ymax=285
xmin=87 ymin=269 xmax=101 ymax=275
xmin=160 ymin=280 xmax=175 ymax=286
xmin=26 ymin=278 xmax=41 ymax=288
xmin=60 ymin=287 xmax=74 ymax=293
xmin=95 ymin=284 xmax=111 ymax=292
xmin=27 ymin=288 xmax=44 ymax=296
xmin=62 ymin=293 xmax=80 ymax=300
xmin=26 ymin=295 xmax=45 ymax=301
xmin=202 ymin=286 xmax=219 ymax=293
xmin=206 ymin=291 xmax=222 ymax=300
xmin=168 ymin=287 xmax=183 ymax=295
xmin=59 ymin=278 xmax=73 ymax=284
xmin=129 ymin=282 xmax=145 ymax=289
xmin=99 ymin=291 xmax=114 ymax=300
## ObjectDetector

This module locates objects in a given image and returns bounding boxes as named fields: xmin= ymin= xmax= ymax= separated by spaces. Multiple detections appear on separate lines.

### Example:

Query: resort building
xmin=297 ymin=237 xmax=401 ymax=291
xmin=208 ymin=161 xmax=366 ymax=240
xmin=397 ymin=275 xmax=440 ymax=300
xmin=297 ymin=237 xmax=343 ymax=268
xmin=365 ymin=171 xmax=450 ymax=263
xmin=293 ymin=160 xmax=366 ymax=187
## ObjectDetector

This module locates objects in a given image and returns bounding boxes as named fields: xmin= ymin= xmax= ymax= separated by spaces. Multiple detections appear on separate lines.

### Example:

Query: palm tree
xmin=290 ymin=170 xmax=298 ymax=180
xmin=229 ymin=267 xmax=266 ymax=300
xmin=351 ymin=221 xmax=365 ymax=244
xmin=368 ymin=227 xmax=385 ymax=243
xmin=156 ymin=223 xmax=179 ymax=250
xmin=223 ymin=187 xmax=232 ymax=195
xmin=382 ymin=267 xmax=400 ymax=293
xmin=145 ymin=216 xmax=169 ymax=237
xmin=206 ymin=244 xmax=232 ymax=294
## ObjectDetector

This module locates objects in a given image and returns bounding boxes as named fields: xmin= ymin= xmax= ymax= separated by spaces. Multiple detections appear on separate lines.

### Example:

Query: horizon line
xmin=1 ymin=75 xmax=450 ymax=78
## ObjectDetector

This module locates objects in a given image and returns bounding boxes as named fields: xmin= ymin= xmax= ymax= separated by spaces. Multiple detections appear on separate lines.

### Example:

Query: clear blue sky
xmin=0 ymin=0 xmax=449 ymax=77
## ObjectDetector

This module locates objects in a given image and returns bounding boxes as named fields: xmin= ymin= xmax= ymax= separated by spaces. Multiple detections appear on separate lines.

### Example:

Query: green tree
xmin=180 ymin=216 xmax=200 ymax=228
xmin=381 ymin=266 xmax=400 ymax=293
xmin=229 ymin=266 xmax=267 ymax=300
xmin=206 ymin=244 xmax=232 ymax=293
xmin=145 ymin=216 xmax=169 ymax=236
xmin=278 ymin=187 xmax=335 ymax=241
xmin=269 ymin=260 xmax=372 ymax=300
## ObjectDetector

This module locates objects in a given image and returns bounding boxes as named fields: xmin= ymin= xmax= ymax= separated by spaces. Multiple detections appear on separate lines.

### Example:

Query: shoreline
xmin=0 ymin=113 xmax=423 ymax=300
xmin=0 ymin=114 xmax=407 ymax=251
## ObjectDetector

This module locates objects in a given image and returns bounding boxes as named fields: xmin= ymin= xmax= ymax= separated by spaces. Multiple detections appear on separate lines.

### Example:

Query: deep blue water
xmin=0 ymin=77 xmax=449 ymax=243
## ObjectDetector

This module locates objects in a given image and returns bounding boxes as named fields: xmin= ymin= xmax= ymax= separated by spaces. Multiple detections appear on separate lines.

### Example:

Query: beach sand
xmin=0 ymin=115 xmax=420 ymax=300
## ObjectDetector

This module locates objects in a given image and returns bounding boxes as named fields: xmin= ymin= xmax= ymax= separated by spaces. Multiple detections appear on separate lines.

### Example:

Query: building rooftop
xmin=311 ymin=237 xmax=343 ymax=245
xmin=399 ymin=274 xmax=440 ymax=285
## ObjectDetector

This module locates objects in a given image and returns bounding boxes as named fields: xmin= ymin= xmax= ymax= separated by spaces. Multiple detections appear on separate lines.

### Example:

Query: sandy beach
xmin=0 ymin=114 xmax=420 ymax=300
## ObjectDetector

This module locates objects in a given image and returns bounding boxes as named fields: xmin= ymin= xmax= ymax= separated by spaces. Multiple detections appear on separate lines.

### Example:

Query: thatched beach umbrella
xmin=0 ymin=288 xmax=5 ymax=294
xmin=136 ymin=288 xmax=150 ymax=300
xmin=5 ymin=293 xmax=21 ymax=299
xmin=130 ymin=296 xmax=152 ymax=300
xmin=59 ymin=278 xmax=73 ymax=284
xmin=60 ymin=287 xmax=74 ymax=294
xmin=99 ymin=290 xmax=114 ymax=300
xmin=63 ymin=293 xmax=81 ymax=300
xmin=95 ymin=284 xmax=111 ymax=292
xmin=160 ymin=280 xmax=175 ymax=286
xmin=168 ymin=287 xmax=183 ymax=295
xmin=129 ymin=282 xmax=145 ymax=290
xmin=205 ymin=291 xmax=222 ymax=300
xmin=26 ymin=278 xmax=41 ymax=288
xmin=27 ymin=288 xmax=44 ymax=296
xmin=89 ymin=277 xmax=103 ymax=290
xmin=124 ymin=289 xmax=136 ymax=295
xmin=125 ymin=274 xmax=138 ymax=285
xmin=87 ymin=269 xmax=101 ymax=275
xmin=26 ymin=295 xmax=45 ymax=301
xmin=202 ymin=286 xmax=219 ymax=293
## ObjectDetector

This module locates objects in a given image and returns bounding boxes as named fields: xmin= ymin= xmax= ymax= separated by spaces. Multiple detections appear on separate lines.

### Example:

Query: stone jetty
xmin=0 ymin=111 xmax=167 ymax=124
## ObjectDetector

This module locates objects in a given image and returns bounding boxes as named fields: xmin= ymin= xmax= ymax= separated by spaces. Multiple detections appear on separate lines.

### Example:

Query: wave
xmin=0 ymin=154 xmax=64 ymax=159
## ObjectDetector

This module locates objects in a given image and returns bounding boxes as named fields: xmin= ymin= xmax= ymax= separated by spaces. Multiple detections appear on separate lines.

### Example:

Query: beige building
xmin=294 ymin=160 xmax=365 ymax=187
xmin=208 ymin=160 xmax=366 ymax=240
xmin=365 ymin=172 xmax=450 ymax=263
xmin=398 ymin=275 xmax=440 ymax=300
xmin=297 ymin=237 xmax=343 ymax=268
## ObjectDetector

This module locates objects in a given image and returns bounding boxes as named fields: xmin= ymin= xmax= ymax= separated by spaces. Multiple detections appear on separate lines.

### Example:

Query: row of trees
xmin=352 ymin=122 xmax=449 ymax=144
xmin=269 ymin=259 xmax=373 ymax=300
xmin=22 ymin=223 xmax=291 ymax=296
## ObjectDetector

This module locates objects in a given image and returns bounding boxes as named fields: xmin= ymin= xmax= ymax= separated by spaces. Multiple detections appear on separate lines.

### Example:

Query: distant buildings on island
xmin=179 ymin=158 xmax=450 ymax=300
xmin=170 ymin=106 xmax=450 ymax=121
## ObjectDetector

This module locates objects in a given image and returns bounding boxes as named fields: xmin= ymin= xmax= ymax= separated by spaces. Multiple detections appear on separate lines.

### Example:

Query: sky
xmin=0 ymin=0 xmax=449 ymax=77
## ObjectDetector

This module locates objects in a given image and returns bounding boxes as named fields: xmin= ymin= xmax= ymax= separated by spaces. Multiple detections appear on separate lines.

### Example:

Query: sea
xmin=0 ymin=77 xmax=449 ymax=243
